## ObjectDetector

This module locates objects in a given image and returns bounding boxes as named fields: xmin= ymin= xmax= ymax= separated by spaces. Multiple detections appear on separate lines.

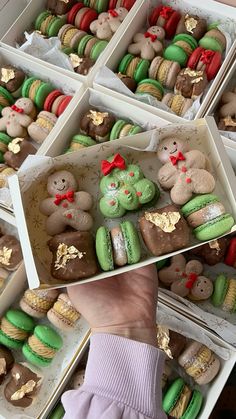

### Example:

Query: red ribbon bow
xmin=108 ymin=9 xmax=118 ymax=17
xmin=54 ymin=190 xmax=75 ymax=206
xmin=101 ymin=153 xmax=126 ymax=176
xmin=169 ymin=152 xmax=186 ymax=166
xmin=159 ymin=6 xmax=173 ymax=20
xmin=185 ymin=272 xmax=198 ymax=289
xmin=200 ymin=49 xmax=215 ymax=65
xmin=144 ymin=32 xmax=157 ymax=42
xmin=11 ymin=104 xmax=24 ymax=113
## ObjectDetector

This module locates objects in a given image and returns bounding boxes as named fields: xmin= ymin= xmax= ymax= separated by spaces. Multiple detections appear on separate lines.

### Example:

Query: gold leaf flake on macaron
xmin=0 ymin=247 xmax=12 ymax=266
xmin=223 ymin=116 xmax=236 ymax=127
xmin=8 ymin=138 xmax=24 ymax=154
xmin=145 ymin=211 xmax=181 ymax=232
xmin=184 ymin=14 xmax=198 ymax=33
xmin=11 ymin=380 xmax=36 ymax=401
xmin=69 ymin=54 xmax=84 ymax=69
xmin=88 ymin=111 xmax=108 ymax=126
xmin=1 ymin=68 xmax=15 ymax=83
xmin=55 ymin=243 xmax=85 ymax=270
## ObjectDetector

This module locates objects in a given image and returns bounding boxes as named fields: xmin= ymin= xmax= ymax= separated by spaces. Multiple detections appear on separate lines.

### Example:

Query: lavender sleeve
xmin=62 ymin=334 xmax=167 ymax=419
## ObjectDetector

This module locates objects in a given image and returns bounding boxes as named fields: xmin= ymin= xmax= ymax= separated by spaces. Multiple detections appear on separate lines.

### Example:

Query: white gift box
xmin=0 ymin=0 xmax=143 ymax=85
xmin=0 ymin=47 xmax=84 ymax=211
xmin=94 ymin=0 xmax=236 ymax=121
xmin=0 ymin=0 xmax=30 ymax=40
xmin=8 ymin=117 xmax=236 ymax=290
xmin=0 ymin=265 xmax=90 ymax=419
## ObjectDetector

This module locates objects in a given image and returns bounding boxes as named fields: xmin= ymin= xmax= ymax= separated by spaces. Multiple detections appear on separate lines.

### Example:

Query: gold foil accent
xmin=88 ymin=110 xmax=108 ymax=126
xmin=156 ymin=326 xmax=173 ymax=359
xmin=223 ymin=116 xmax=236 ymax=127
xmin=0 ymin=358 xmax=6 ymax=375
xmin=209 ymin=240 xmax=221 ymax=255
xmin=0 ymin=247 xmax=12 ymax=266
xmin=1 ymin=68 xmax=15 ymax=83
xmin=11 ymin=380 xmax=36 ymax=401
xmin=55 ymin=243 xmax=85 ymax=270
xmin=61 ymin=0 xmax=69 ymax=3
xmin=145 ymin=211 xmax=181 ymax=232
xmin=183 ymin=68 xmax=203 ymax=78
xmin=185 ymin=14 xmax=198 ymax=33
xmin=8 ymin=137 xmax=24 ymax=154
xmin=69 ymin=54 xmax=84 ymax=69
xmin=191 ymin=76 xmax=203 ymax=84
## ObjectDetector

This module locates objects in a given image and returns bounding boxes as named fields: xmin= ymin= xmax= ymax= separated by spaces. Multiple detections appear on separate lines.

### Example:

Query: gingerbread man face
xmin=157 ymin=137 xmax=188 ymax=164
xmin=47 ymin=170 xmax=77 ymax=196
xmin=14 ymin=98 xmax=35 ymax=115
xmin=113 ymin=7 xmax=128 ymax=20
xmin=190 ymin=276 xmax=213 ymax=300
xmin=148 ymin=25 xmax=165 ymax=39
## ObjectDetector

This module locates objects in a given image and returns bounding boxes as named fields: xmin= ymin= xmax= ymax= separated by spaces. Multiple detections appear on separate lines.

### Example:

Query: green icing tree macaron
xmin=181 ymin=194 xmax=235 ymax=241
xmin=96 ymin=221 xmax=141 ymax=271
xmin=0 ymin=309 xmax=35 ymax=349
xmin=163 ymin=377 xmax=203 ymax=419
xmin=23 ymin=325 xmax=63 ymax=367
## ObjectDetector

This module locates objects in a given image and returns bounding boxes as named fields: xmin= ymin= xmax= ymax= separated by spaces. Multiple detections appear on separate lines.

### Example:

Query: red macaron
xmin=67 ymin=2 xmax=84 ymax=24
xmin=149 ymin=5 xmax=181 ymax=38
xmin=79 ymin=8 xmax=98 ymax=31
xmin=56 ymin=95 xmax=72 ymax=116
xmin=122 ymin=0 xmax=135 ymax=10
xmin=109 ymin=0 xmax=118 ymax=8
xmin=187 ymin=47 xmax=222 ymax=81
xmin=44 ymin=90 xmax=62 ymax=112
xmin=225 ymin=238 xmax=236 ymax=267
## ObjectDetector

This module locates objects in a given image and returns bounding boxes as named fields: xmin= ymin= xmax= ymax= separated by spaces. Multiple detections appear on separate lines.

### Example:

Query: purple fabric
xmin=62 ymin=333 xmax=167 ymax=419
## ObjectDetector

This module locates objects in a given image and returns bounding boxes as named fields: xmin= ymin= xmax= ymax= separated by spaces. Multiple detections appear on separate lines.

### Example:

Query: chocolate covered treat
xmin=0 ymin=65 xmax=25 ymax=97
xmin=70 ymin=55 xmax=95 ymax=75
xmin=175 ymin=68 xmax=208 ymax=99
xmin=0 ymin=235 xmax=22 ymax=271
xmin=0 ymin=345 xmax=14 ymax=384
xmin=48 ymin=231 xmax=99 ymax=281
xmin=4 ymin=137 xmax=36 ymax=170
xmin=139 ymin=205 xmax=190 ymax=256
xmin=80 ymin=109 xmax=116 ymax=142
xmin=175 ymin=14 xmax=207 ymax=40
xmin=189 ymin=237 xmax=230 ymax=265
xmin=157 ymin=326 xmax=187 ymax=359
xmin=217 ymin=87 xmax=236 ymax=131
xmin=4 ymin=363 xmax=42 ymax=407
xmin=46 ymin=0 xmax=76 ymax=15
xmin=116 ymin=73 xmax=137 ymax=92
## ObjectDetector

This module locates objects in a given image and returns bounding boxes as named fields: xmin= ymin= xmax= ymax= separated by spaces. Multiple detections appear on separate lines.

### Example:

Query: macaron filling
xmin=186 ymin=202 xmax=225 ymax=227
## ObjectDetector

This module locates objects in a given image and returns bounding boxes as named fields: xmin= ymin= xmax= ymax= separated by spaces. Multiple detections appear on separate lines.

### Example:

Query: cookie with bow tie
xmin=0 ymin=98 xmax=36 ymax=138
xmin=128 ymin=26 xmax=165 ymax=60
xmin=157 ymin=136 xmax=215 ymax=205
xmin=40 ymin=170 xmax=93 ymax=236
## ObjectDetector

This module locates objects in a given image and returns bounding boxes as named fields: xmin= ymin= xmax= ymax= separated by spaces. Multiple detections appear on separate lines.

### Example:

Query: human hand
xmin=67 ymin=265 xmax=158 ymax=347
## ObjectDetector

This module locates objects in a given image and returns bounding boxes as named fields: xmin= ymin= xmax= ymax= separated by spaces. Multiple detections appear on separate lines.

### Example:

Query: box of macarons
xmin=93 ymin=0 xmax=236 ymax=121
xmin=8 ymin=117 xmax=236 ymax=291
xmin=0 ymin=0 xmax=140 ymax=83
xmin=39 ymin=303 xmax=236 ymax=419
xmin=0 ymin=46 xmax=84 ymax=211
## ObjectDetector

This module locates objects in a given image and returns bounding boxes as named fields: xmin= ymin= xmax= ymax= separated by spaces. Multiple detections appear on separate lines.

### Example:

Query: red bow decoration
xmin=108 ymin=9 xmax=118 ymax=17
xmin=101 ymin=153 xmax=126 ymax=176
xmin=169 ymin=152 xmax=186 ymax=166
xmin=54 ymin=190 xmax=75 ymax=206
xmin=159 ymin=6 xmax=173 ymax=20
xmin=200 ymin=49 xmax=215 ymax=65
xmin=185 ymin=272 xmax=198 ymax=289
xmin=11 ymin=104 xmax=24 ymax=113
xmin=144 ymin=32 xmax=157 ymax=42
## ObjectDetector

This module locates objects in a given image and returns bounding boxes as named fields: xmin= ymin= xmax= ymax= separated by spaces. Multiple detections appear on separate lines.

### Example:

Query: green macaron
xmin=96 ymin=0 xmax=109 ymax=13
xmin=35 ymin=11 xmax=51 ymax=31
xmin=120 ymin=221 xmax=141 ymax=264
xmin=0 ymin=309 xmax=35 ymax=349
xmin=109 ymin=120 xmax=127 ymax=140
xmin=90 ymin=40 xmax=108 ymax=61
xmin=23 ymin=325 xmax=63 ymax=367
xmin=0 ymin=86 xmax=14 ymax=107
xmin=164 ymin=34 xmax=197 ymax=67
xmin=78 ymin=35 xmax=94 ymax=56
xmin=48 ymin=402 xmax=65 ymax=419
xmin=211 ymin=274 xmax=228 ymax=307
xmin=163 ymin=377 xmax=203 ymax=419
xmin=21 ymin=77 xmax=38 ymax=98
xmin=34 ymin=82 xmax=54 ymax=109
xmin=96 ymin=226 xmax=114 ymax=271
xmin=181 ymin=194 xmax=235 ymax=241
xmin=199 ymin=36 xmax=223 ymax=52
xmin=174 ymin=34 xmax=198 ymax=50
xmin=0 ymin=132 xmax=13 ymax=162
xmin=118 ymin=53 xmax=133 ymax=74
xmin=47 ymin=15 xmax=66 ymax=37
xmin=118 ymin=54 xmax=150 ymax=83
xmin=136 ymin=78 xmax=164 ymax=100
xmin=70 ymin=134 xmax=97 ymax=149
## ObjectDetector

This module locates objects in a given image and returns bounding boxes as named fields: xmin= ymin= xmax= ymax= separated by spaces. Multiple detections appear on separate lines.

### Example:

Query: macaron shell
xmin=0 ymin=86 xmax=14 ymax=105
xmin=79 ymin=9 xmax=98 ymax=32
xmin=0 ymin=330 xmax=23 ymax=349
xmin=78 ymin=34 xmax=93 ymax=56
xmin=67 ymin=3 xmax=84 ymax=24
xmin=195 ymin=354 xmax=220 ymax=385
xmin=162 ymin=377 xmax=185 ymax=414
xmin=194 ymin=214 xmax=235 ymax=241
xmin=109 ymin=120 xmax=126 ymax=140
xmin=21 ymin=77 xmax=38 ymax=98
xmin=35 ymin=324 xmax=63 ymax=349
xmin=181 ymin=194 xmax=219 ymax=218
xmin=225 ymin=238 xmax=236 ymax=266
xmin=90 ymin=40 xmax=108 ymax=60
xmin=72 ymin=134 xmax=96 ymax=147
xmin=134 ymin=59 xmax=150 ymax=83
xmin=165 ymin=11 xmax=181 ymax=38
xmin=205 ymin=51 xmax=222 ymax=81
xmin=22 ymin=342 xmax=52 ymax=367
xmin=35 ymin=11 xmax=51 ymax=31
xmin=44 ymin=90 xmax=62 ymax=112
xmin=6 ymin=309 xmax=35 ymax=332
xmin=96 ymin=226 xmax=114 ymax=271
xmin=96 ymin=0 xmax=109 ymax=13
xmin=187 ymin=46 xmax=205 ymax=69
xmin=164 ymin=45 xmax=188 ymax=67
xmin=120 ymin=221 xmax=141 ymax=264
xmin=57 ymin=96 xmax=72 ymax=116
xmin=48 ymin=16 xmax=66 ymax=37
xmin=181 ymin=390 xmax=203 ymax=419
xmin=35 ymin=83 xmax=54 ymax=109
xmin=199 ymin=36 xmax=222 ymax=52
